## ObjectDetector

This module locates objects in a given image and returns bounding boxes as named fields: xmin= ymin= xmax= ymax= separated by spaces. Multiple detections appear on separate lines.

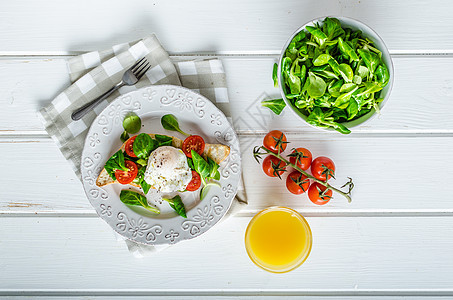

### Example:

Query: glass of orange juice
xmin=244 ymin=206 xmax=312 ymax=273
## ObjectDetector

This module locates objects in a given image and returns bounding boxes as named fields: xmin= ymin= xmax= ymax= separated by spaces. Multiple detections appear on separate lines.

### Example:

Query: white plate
xmin=80 ymin=85 xmax=241 ymax=245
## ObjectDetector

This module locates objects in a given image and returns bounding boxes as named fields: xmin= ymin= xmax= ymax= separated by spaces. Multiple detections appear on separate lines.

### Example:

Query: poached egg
xmin=144 ymin=146 xmax=192 ymax=193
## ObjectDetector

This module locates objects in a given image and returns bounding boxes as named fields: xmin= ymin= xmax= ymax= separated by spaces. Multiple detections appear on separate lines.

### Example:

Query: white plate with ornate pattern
xmin=80 ymin=85 xmax=241 ymax=245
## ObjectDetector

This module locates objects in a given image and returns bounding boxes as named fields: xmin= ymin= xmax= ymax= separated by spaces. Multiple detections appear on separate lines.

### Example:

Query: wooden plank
xmin=1 ymin=56 xmax=453 ymax=132
xmin=2 ymin=0 xmax=453 ymax=53
xmin=1 ymin=216 xmax=453 ymax=292
xmin=0 ymin=135 xmax=452 ymax=213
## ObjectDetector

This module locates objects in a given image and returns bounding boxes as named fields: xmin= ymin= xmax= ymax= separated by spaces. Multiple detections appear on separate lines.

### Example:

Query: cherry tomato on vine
xmin=286 ymin=171 xmax=310 ymax=195
xmin=115 ymin=160 xmax=138 ymax=184
xmin=186 ymin=170 xmax=201 ymax=191
xmin=262 ymin=155 xmax=287 ymax=178
xmin=311 ymin=156 xmax=336 ymax=181
xmin=124 ymin=135 xmax=137 ymax=157
xmin=308 ymin=182 xmax=332 ymax=205
xmin=182 ymin=135 xmax=205 ymax=158
xmin=288 ymin=147 xmax=312 ymax=171
xmin=263 ymin=130 xmax=288 ymax=153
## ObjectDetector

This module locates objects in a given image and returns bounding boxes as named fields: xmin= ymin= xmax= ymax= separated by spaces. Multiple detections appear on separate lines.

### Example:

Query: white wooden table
xmin=1 ymin=0 xmax=453 ymax=298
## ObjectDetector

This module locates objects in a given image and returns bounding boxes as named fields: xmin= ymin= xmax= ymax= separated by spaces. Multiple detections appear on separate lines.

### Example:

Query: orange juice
xmin=245 ymin=207 xmax=312 ymax=273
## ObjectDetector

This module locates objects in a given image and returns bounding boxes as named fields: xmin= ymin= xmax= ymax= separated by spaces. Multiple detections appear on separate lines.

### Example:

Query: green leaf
xmin=261 ymin=98 xmax=286 ymax=115
xmin=335 ymin=85 xmax=359 ymax=109
xmin=164 ymin=195 xmax=187 ymax=218
xmin=358 ymin=49 xmax=380 ymax=75
xmin=207 ymin=157 xmax=220 ymax=180
xmin=307 ymin=73 xmax=327 ymax=98
xmin=313 ymin=54 xmax=331 ymax=66
xmin=328 ymin=79 xmax=344 ymax=97
xmin=136 ymin=167 xmax=151 ymax=194
xmin=323 ymin=17 xmax=345 ymax=40
xmin=120 ymin=131 xmax=130 ymax=143
xmin=357 ymin=66 xmax=369 ymax=79
xmin=155 ymin=134 xmax=173 ymax=147
xmin=120 ymin=190 xmax=160 ymax=214
xmin=338 ymin=37 xmax=359 ymax=61
xmin=136 ymin=158 xmax=148 ymax=166
xmin=272 ymin=63 xmax=278 ymax=87
xmin=133 ymin=133 xmax=156 ymax=159
xmin=356 ymin=82 xmax=383 ymax=96
xmin=339 ymin=64 xmax=354 ymax=82
xmin=353 ymin=75 xmax=362 ymax=85
xmin=340 ymin=83 xmax=357 ymax=93
xmin=104 ymin=150 xmax=127 ymax=180
xmin=191 ymin=150 xmax=210 ymax=183
xmin=347 ymin=98 xmax=359 ymax=120
xmin=123 ymin=112 xmax=141 ymax=134
xmin=375 ymin=64 xmax=390 ymax=85
xmin=306 ymin=25 xmax=328 ymax=47
xmin=187 ymin=157 xmax=194 ymax=170
xmin=161 ymin=114 xmax=189 ymax=136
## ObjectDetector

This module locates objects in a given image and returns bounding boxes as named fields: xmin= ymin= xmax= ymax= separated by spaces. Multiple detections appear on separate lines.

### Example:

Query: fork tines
xmin=132 ymin=57 xmax=151 ymax=80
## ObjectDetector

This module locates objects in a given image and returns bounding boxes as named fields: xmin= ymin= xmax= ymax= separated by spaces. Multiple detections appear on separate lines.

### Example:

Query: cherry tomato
xmin=186 ymin=170 xmax=201 ymax=191
xmin=288 ymin=147 xmax=312 ymax=171
xmin=262 ymin=155 xmax=287 ymax=178
xmin=263 ymin=130 xmax=288 ymax=153
xmin=124 ymin=136 xmax=137 ymax=157
xmin=308 ymin=182 xmax=332 ymax=205
xmin=115 ymin=160 xmax=138 ymax=184
xmin=182 ymin=135 xmax=205 ymax=158
xmin=311 ymin=156 xmax=336 ymax=181
xmin=286 ymin=171 xmax=310 ymax=195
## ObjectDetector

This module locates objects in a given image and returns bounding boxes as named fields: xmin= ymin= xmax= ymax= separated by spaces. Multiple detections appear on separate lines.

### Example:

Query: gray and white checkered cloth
xmin=38 ymin=35 xmax=247 ymax=256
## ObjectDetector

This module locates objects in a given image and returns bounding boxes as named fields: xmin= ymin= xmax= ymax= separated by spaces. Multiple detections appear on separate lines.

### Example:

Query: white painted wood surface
xmin=1 ymin=0 xmax=453 ymax=298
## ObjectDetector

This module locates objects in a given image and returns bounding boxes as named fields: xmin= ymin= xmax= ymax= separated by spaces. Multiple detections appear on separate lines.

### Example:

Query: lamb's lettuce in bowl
xmin=272 ymin=16 xmax=394 ymax=134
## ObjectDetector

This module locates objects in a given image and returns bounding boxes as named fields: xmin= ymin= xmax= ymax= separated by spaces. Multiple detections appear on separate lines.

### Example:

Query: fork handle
xmin=71 ymin=82 xmax=125 ymax=121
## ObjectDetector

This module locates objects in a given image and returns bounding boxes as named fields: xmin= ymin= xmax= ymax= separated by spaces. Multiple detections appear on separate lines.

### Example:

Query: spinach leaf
xmin=272 ymin=63 xmax=278 ymax=87
xmin=375 ymin=64 xmax=390 ymax=85
xmin=190 ymin=150 xmax=221 ymax=199
xmin=120 ymin=190 xmax=160 ymax=214
xmin=339 ymin=64 xmax=354 ymax=82
xmin=191 ymin=150 xmax=210 ymax=183
xmin=347 ymin=98 xmax=359 ymax=120
xmin=104 ymin=150 xmax=127 ymax=180
xmin=307 ymin=73 xmax=327 ymax=98
xmin=323 ymin=17 xmax=344 ymax=40
xmin=120 ymin=131 xmax=130 ymax=143
xmin=133 ymin=133 xmax=156 ymax=159
xmin=155 ymin=134 xmax=173 ymax=147
xmin=161 ymin=114 xmax=189 ymax=136
xmin=261 ymin=98 xmax=286 ymax=115
xmin=338 ymin=37 xmax=359 ymax=61
xmin=163 ymin=195 xmax=187 ymax=218
xmin=136 ymin=167 xmax=151 ymax=194
xmin=187 ymin=157 xmax=195 ymax=170
xmin=313 ymin=54 xmax=331 ymax=66
xmin=306 ymin=25 xmax=327 ymax=47
xmin=358 ymin=49 xmax=380 ymax=75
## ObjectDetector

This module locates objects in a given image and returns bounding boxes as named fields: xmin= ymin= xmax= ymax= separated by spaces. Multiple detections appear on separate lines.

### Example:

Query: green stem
xmin=264 ymin=147 xmax=352 ymax=203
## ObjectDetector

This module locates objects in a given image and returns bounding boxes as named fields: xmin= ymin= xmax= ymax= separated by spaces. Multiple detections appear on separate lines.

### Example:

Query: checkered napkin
xmin=38 ymin=35 xmax=247 ymax=257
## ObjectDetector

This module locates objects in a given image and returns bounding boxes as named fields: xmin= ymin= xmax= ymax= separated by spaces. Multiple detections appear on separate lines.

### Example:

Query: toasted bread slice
xmin=96 ymin=134 xmax=230 ymax=188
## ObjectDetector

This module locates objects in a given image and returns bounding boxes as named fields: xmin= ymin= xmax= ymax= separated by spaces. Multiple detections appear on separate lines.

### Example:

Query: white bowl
xmin=277 ymin=16 xmax=394 ymax=132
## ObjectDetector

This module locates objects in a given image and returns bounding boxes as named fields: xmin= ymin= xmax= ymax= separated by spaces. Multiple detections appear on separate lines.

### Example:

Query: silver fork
xmin=71 ymin=57 xmax=151 ymax=121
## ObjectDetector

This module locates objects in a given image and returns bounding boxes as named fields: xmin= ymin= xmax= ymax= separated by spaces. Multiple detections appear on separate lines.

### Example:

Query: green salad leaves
xmin=266 ymin=17 xmax=390 ymax=134
xmin=120 ymin=190 xmax=160 ymax=214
